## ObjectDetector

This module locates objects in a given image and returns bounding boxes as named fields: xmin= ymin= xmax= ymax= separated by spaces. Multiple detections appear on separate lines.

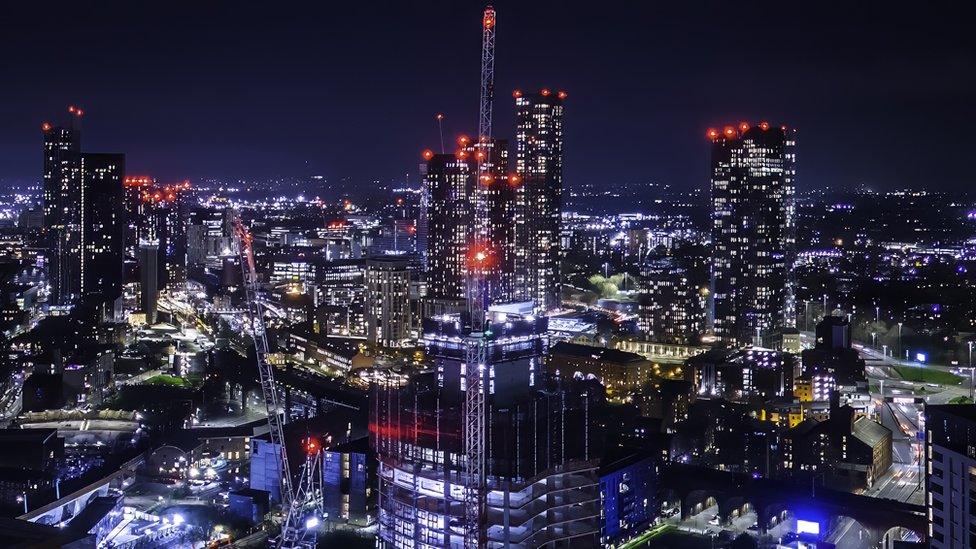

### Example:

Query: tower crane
xmin=234 ymin=217 xmax=323 ymax=548
xmin=463 ymin=5 xmax=496 ymax=548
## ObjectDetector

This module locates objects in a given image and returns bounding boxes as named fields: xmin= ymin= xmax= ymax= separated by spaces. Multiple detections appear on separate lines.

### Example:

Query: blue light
xmin=916 ymin=352 xmax=927 ymax=363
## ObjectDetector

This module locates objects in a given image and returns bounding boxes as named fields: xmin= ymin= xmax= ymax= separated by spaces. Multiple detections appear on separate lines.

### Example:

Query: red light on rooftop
xmin=153 ymin=192 xmax=162 ymax=200
xmin=781 ymin=125 xmax=788 ymax=131
xmin=458 ymin=135 xmax=470 ymax=146
xmin=68 ymin=105 xmax=76 ymax=114
xmin=739 ymin=122 xmax=750 ymax=132
xmin=306 ymin=439 xmax=319 ymax=455
xmin=540 ymin=88 xmax=551 ymax=97
xmin=76 ymin=109 xmax=84 ymax=116
xmin=456 ymin=149 xmax=468 ymax=160
xmin=41 ymin=122 xmax=52 ymax=132
xmin=557 ymin=90 xmax=568 ymax=100
xmin=435 ymin=113 xmax=444 ymax=121
xmin=723 ymin=126 xmax=736 ymax=137
xmin=759 ymin=121 xmax=770 ymax=131
xmin=513 ymin=89 xmax=522 ymax=98
xmin=422 ymin=149 xmax=434 ymax=161
xmin=479 ymin=174 xmax=494 ymax=185
xmin=508 ymin=174 xmax=521 ymax=186
xmin=706 ymin=128 xmax=719 ymax=139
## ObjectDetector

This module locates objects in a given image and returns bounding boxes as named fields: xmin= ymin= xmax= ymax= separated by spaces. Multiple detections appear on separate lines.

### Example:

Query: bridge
xmin=20 ymin=454 xmax=144 ymax=526
xmin=660 ymin=464 xmax=926 ymax=544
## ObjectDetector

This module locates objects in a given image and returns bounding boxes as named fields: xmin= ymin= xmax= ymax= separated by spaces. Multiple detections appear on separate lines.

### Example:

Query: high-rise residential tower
xmin=420 ymin=151 xmax=473 ymax=313
xmin=709 ymin=122 xmax=796 ymax=347
xmin=513 ymin=89 xmax=565 ymax=313
xmin=42 ymin=122 xmax=82 ymax=305
xmin=42 ymin=112 xmax=126 ymax=305
xmin=79 ymin=153 xmax=125 ymax=299
xmin=365 ymin=256 xmax=412 ymax=348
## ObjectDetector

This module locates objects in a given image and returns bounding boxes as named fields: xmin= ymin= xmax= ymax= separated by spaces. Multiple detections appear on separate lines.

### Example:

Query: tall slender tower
xmin=709 ymin=122 xmax=796 ymax=347
xmin=514 ymin=89 xmax=566 ymax=313
xmin=42 ymin=118 xmax=82 ymax=305
xmin=79 ymin=153 xmax=125 ymax=299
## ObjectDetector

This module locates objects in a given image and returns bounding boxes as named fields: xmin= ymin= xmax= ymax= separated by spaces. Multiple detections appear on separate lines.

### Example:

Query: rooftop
xmin=550 ymin=341 xmax=648 ymax=365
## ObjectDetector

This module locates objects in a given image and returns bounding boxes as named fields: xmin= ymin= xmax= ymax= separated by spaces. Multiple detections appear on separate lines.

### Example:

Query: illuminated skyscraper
xmin=43 ymin=115 xmax=125 ymax=305
xmin=709 ymin=122 xmax=796 ymax=347
xmin=421 ymin=151 xmax=473 ymax=313
xmin=365 ymin=256 xmax=412 ymax=348
xmin=514 ymin=89 xmax=565 ymax=313
xmin=42 ymin=123 xmax=82 ymax=305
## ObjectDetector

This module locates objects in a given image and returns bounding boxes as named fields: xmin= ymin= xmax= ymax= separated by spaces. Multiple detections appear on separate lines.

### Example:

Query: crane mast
xmin=235 ymin=216 xmax=321 ymax=548
xmin=463 ymin=6 xmax=495 ymax=548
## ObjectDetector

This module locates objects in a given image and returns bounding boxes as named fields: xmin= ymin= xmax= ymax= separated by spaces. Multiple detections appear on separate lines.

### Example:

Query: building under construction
xmin=372 ymin=307 xmax=603 ymax=548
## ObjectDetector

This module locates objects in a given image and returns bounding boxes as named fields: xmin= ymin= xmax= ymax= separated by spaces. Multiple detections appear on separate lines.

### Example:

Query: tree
xmin=731 ymin=532 xmax=758 ymax=549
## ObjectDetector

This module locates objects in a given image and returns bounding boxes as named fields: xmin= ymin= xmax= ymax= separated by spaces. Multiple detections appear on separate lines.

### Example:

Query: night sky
xmin=2 ymin=1 xmax=974 ymax=193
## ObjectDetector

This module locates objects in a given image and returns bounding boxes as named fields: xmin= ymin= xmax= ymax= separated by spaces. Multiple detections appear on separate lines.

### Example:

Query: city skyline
xmin=1 ymin=3 xmax=973 ymax=548
xmin=2 ymin=1 xmax=974 ymax=191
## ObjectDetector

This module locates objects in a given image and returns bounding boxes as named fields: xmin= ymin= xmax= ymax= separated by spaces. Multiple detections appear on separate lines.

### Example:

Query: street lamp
xmin=15 ymin=492 xmax=26 ymax=514
xmin=883 ymin=344 xmax=888 ymax=359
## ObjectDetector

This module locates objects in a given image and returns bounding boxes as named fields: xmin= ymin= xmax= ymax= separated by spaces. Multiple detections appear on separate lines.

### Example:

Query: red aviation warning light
xmin=540 ymin=88 xmax=551 ymax=97
xmin=68 ymin=105 xmax=84 ymax=117
xmin=557 ymin=90 xmax=568 ymax=100
xmin=739 ymin=122 xmax=750 ymax=132
xmin=483 ymin=7 xmax=495 ymax=28
xmin=458 ymin=135 xmax=471 ymax=146
xmin=456 ymin=149 xmax=468 ymax=160
xmin=479 ymin=173 xmax=494 ymax=185
xmin=513 ymin=89 xmax=522 ymax=99
xmin=508 ymin=174 xmax=521 ymax=186
xmin=759 ymin=121 xmax=770 ymax=131
xmin=467 ymin=243 xmax=496 ymax=272
xmin=435 ymin=113 xmax=445 ymax=121
xmin=706 ymin=128 xmax=720 ymax=140
xmin=306 ymin=438 xmax=319 ymax=456
xmin=422 ymin=149 xmax=435 ymax=161
xmin=723 ymin=126 xmax=736 ymax=137
xmin=41 ymin=122 xmax=52 ymax=132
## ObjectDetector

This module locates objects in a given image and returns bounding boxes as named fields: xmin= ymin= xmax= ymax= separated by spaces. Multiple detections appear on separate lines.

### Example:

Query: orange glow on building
xmin=422 ymin=149 xmax=434 ymax=161
xmin=739 ymin=122 xmax=750 ymax=132
xmin=466 ymin=244 xmax=496 ymax=271
xmin=540 ymin=88 xmax=551 ymax=97
xmin=724 ymin=126 xmax=736 ymax=137
xmin=513 ymin=89 xmax=522 ymax=98
xmin=759 ymin=121 xmax=770 ymax=131
xmin=458 ymin=135 xmax=470 ymax=146
xmin=557 ymin=90 xmax=568 ymax=100
xmin=41 ymin=122 xmax=52 ymax=132
xmin=508 ymin=174 xmax=521 ymax=186
xmin=707 ymin=128 xmax=719 ymax=139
